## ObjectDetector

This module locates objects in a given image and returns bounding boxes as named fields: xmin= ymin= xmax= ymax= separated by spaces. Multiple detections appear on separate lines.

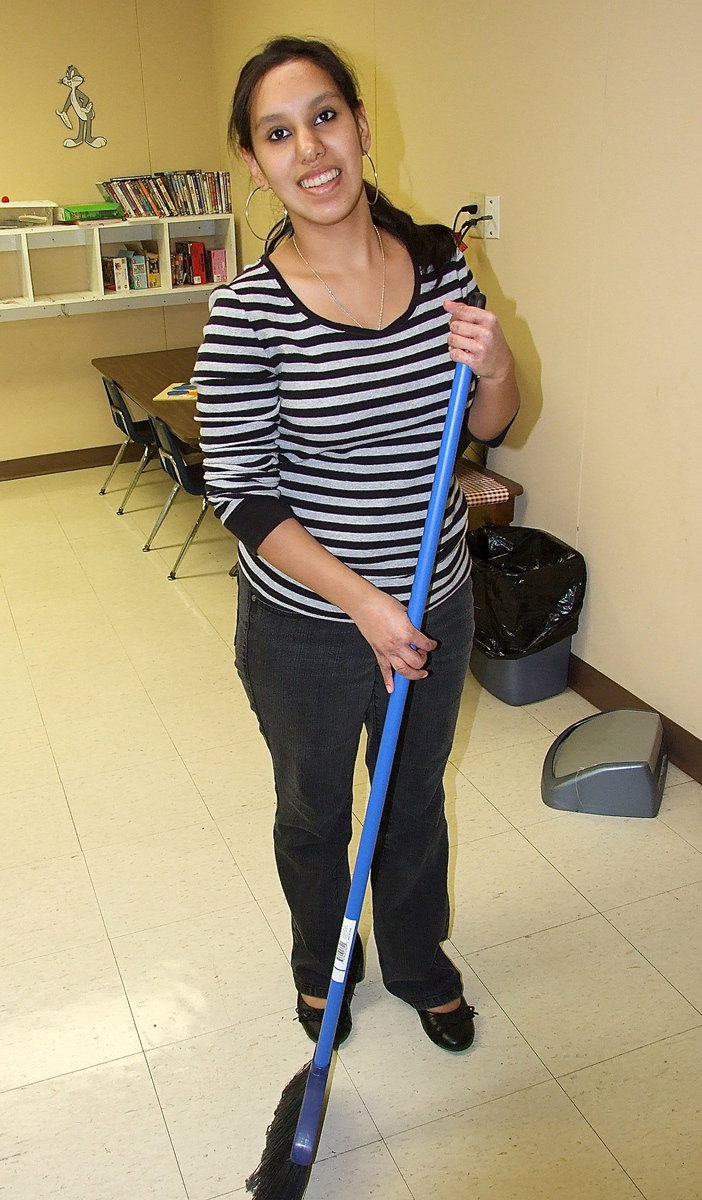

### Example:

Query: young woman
xmin=194 ymin=37 xmax=519 ymax=1052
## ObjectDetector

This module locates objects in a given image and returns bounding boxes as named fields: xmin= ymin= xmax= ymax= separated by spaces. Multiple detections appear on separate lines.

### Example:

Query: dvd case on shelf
xmin=97 ymin=171 xmax=231 ymax=219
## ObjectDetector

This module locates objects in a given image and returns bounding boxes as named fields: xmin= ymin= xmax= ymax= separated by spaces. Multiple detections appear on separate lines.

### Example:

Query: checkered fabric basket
xmin=454 ymin=459 xmax=511 ymax=506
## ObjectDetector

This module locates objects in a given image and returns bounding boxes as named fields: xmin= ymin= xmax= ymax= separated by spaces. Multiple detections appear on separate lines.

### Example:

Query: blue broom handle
xmin=310 ymin=360 xmax=475 ymax=1073
xmin=292 ymin=358 xmax=476 ymax=1165
xmin=294 ymin=285 xmax=485 ymax=1164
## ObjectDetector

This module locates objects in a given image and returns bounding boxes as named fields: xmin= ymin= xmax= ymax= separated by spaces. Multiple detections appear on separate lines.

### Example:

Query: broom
xmin=246 ymin=293 xmax=485 ymax=1200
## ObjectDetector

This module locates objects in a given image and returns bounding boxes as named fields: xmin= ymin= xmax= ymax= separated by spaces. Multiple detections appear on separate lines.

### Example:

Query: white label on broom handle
xmin=331 ymin=918 xmax=357 ymax=983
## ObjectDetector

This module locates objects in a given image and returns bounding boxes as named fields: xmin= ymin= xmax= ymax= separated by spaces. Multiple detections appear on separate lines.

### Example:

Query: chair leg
xmin=143 ymin=484 xmax=179 ymax=551
xmin=169 ymin=499 xmax=208 ymax=580
xmin=117 ymin=445 xmax=156 ymax=515
xmin=99 ymin=439 xmax=129 ymax=495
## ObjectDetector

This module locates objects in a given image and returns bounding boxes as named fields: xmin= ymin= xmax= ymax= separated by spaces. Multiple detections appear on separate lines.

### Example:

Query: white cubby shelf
xmin=0 ymin=215 xmax=236 ymax=321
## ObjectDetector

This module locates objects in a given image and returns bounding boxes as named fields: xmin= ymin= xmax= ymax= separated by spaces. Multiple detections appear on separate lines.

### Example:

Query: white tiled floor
xmin=1 ymin=463 xmax=702 ymax=1199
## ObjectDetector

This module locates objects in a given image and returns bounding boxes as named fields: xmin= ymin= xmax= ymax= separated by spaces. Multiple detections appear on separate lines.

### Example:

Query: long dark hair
xmin=229 ymin=36 xmax=455 ymax=271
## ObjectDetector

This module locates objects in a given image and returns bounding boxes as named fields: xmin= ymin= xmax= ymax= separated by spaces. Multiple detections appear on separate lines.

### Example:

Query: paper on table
xmin=153 ymin=382 xmax=197 ymax=401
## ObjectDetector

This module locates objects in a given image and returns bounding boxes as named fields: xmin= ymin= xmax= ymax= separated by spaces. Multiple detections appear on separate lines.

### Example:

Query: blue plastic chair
xmin=99 ymin=378 xmax=157 ymax=514
xmin=142 ymin=415 xmax=208 ymax=579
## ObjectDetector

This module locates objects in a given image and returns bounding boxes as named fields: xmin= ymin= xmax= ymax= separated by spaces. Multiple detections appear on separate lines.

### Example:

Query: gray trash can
xmin=467 ymin=525 xmax=587 ymax=705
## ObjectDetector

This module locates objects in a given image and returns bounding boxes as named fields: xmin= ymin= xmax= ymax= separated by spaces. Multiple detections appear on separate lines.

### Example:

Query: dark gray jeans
xmin=234 ymin=571 xmax=474 ymax=1009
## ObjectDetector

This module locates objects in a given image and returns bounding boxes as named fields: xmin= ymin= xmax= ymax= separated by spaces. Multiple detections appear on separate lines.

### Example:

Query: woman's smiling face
xmin=242 ymin=57 xmax=371 ymax=232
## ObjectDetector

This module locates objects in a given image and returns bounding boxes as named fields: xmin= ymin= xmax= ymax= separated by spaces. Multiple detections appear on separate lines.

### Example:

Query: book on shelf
xmin=171 ymin=242 xmax=188 ymax=287
xmin=145 ymin=247 xmax=160 ymax=288
xmin=208 ymin=248 xmax=228 ymax=282
xmin=101 ymin=257 xmax=117 ymax=292
xmin=189 ymin=241 xmax=206 ymax=285
xmin=112 ymin=256 xmax=130 ymax=292
xmin=96 ymin=171 xmax=231 ymax=219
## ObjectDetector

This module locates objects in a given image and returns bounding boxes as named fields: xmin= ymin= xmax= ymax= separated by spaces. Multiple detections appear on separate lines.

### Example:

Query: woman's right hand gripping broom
xmin=347 ymin=586 xmax=437 ymax=693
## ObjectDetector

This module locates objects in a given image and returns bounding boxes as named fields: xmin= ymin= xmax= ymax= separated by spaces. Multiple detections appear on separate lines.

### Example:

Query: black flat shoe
xmin=418 ymin=997 xmax=477 ymax=1052
xmin=295 ymin=937 xmax=363 ymax=1048
xmin=296 ymin=993 xmax=352 ymax=1048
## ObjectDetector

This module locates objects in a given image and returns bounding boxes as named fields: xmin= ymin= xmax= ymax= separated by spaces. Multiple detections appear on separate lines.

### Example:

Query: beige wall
xmin=1 ymin=0 xmax=223 ymax=458
xmin=451 ymin=0 xmax=702 ymax=738
xmin=3 ymin=0 xmax=700 ymax=739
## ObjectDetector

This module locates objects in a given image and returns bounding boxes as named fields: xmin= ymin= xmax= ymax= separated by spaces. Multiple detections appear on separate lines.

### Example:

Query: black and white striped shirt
xmin=194 ymin=247 xmax=477 ymax=620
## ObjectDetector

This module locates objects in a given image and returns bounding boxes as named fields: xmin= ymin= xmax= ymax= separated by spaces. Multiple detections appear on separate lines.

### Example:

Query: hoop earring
xmin=245 ymin=186 xmax=271 ymax=241
xmin=364 ymin=152 xmax=380 ymax=205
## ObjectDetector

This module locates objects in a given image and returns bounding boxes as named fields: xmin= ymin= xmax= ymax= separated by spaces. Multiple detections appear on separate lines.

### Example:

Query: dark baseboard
xmin=569 ymin=654 xmax=702 ymax=785
xmin=0 ymin=443 xmax=142 ymax=482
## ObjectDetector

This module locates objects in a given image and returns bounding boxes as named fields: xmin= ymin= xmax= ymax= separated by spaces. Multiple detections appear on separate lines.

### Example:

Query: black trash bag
xmin=467 ymin=525 xmax=587 ymax=659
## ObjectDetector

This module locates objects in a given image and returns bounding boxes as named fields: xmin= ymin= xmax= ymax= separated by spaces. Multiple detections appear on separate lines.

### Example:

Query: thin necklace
xmin=292 ymin=225 xmax=386 ymax=330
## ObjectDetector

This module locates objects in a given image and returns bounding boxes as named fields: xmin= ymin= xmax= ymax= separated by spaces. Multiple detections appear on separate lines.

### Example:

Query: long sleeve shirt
xmin=194 ymin=248 xmax=480 ymax=619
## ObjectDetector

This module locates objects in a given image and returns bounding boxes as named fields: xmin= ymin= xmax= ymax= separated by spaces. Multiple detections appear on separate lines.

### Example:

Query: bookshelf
xmin=0 ymin=215 xmax=236 ymax=321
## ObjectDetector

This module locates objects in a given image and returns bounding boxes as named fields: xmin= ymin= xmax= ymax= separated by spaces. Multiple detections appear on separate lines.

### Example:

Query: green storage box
xmin=57 ymin=202 xmax=123 ymax=222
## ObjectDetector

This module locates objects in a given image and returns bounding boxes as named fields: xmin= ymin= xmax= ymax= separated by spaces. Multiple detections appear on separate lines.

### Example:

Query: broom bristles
xmin=246 ymin=1061 xmax=313 ymax=1200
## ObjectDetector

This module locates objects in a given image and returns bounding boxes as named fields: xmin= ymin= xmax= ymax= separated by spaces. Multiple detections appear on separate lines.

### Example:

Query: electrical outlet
xmin=484 ymin=194 xmax=500 ymax=239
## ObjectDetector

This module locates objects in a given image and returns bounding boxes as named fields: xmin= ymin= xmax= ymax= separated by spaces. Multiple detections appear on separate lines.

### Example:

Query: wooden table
xmin=92 ymin=347 xmax=199 ymax=443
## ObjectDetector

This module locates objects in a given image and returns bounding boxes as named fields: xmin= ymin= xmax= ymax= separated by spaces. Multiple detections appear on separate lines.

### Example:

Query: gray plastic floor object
xmin=541 ymin=709 xmax=667 ymax=818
